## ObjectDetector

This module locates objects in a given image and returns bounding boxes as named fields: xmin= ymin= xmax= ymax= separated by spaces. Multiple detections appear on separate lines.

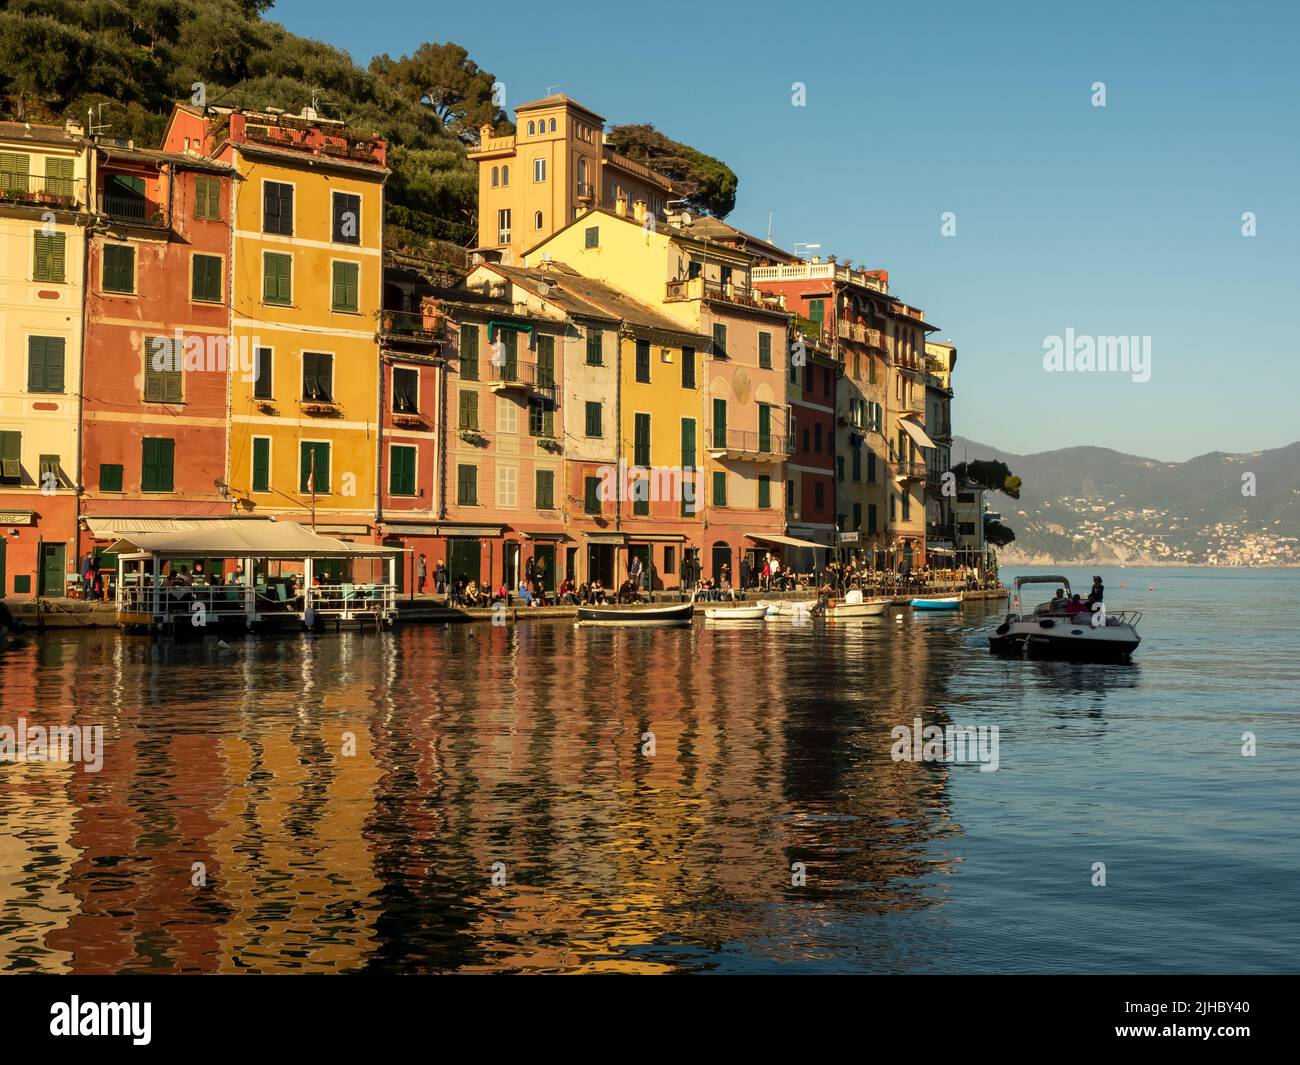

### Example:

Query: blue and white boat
xmin=911 ymin=595 xmax=962 ymax=611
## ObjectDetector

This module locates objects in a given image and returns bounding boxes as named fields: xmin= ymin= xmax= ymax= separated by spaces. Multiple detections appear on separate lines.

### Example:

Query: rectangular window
xmin=664 ymin=547 xmax=676 ymax=575
xmin=809 ymin=298 xmax=824 ymax=324
xmin=332 ymin=191 xmax=361 ymax=244
xmin=99 ymin=463 xmax=123 ymax=492
xmin=786 ymin=479 xmax=795 ymax=514
xmin=758 ymin=404 xmax=772 ymax=453
xmin=141 ymin=438 xmax=175 ymax=493
xmin=758 ymin=474 xmax=771 ymax=509
xmin=302 ymin=353 xmax=333 ymax=401
xmin=251 ymin=437 xmax=271 ymax=493
xmin=852 ymin=447 xmax=862 ymax=481
xmin=902 ymin=489 xmax=911 ymax=520
xmin=263 ymin=181 xmax=294 ymax=235
xmin=389 ymin=445 xmax=416 ymax=496
xmin=528 ymin=397 xmax=555 ymax=438
xmin=263 ymin=252 xmax=292 ymax=305
xmin=38 ymin=454 xmax=60 ymax=489
xmin=586 ymin=329 xmax=603 ymax=365
xmin=867 ymin=450 xmax=877 ymax=484
xmin=868 ymin=504 xmax=878 ymax=533
xmin=712 ymin=398 xmax=727 ymax=449
xmin=27 ymin=336 xmax=65 ymax=394
xmin=681 ymin=346 xmax=696 ymax=389
xmin=680 ymin=417 xmax=696 ymax=469
xmin=712 ymin=322 xmax=727 ymax=358
xmin=712 ymin=471 xmax=727 ymax=507
xmin=0 ymin=430 xmax=19 ymax=484
xmin=458 ymin=390 xmax=479 ymax=430
xmin=143 ymin=337 xmax=182 ymax=402
xmin=585 ymin=226 xmax=599 ymax=248
xmin=497 ymin=208 xmax=511 ymax=245
xmin=253 ymin=348 xmax=273 ymax=399
xmin=460 ymin=323 xmax=480 ymax=380
xmin=633 ymin=413 xmax=651 ymax=467
xmin=194 ymin=175 xmax=221 ymax=220
xmin=635 ymin=339 xmax=651 ymax=383
xmin=33 ymin=232 xmax=66 ymax=282
xmin=392 ymin=367 xmax=419 ymax=413
xmin=584 ymin=476 xmax=601 ymax=514
xmin=758 ymin=331 xmax=772 ymax=369
xmin=853 ymin=502 xmax=862 ymax=530
xmin=585 ymin=401 xmax=602 ymax=437
xmin=535 ymin=469 xmax=555 ymax=510
xmin=331 ymin=261 xmax=359 ymax=313
xmin=192 ymin=253 xmax=222 ymax=303
xmin=837 ymin=456 xmax=845 ymax=481
xmin=456 ymin=464 xmax=477 ymax=505
xmin=102 ymin=244 xmax=135 ymax=293
xmin=814 ymin=481 xmax=825 ymax=512
xmin=299 ymin=441 xmax=330 ymax=494
xmin=496 ymin=395 xmax=518 ymax=434
xmin=633 ymin=479 xmax=649 ymax=516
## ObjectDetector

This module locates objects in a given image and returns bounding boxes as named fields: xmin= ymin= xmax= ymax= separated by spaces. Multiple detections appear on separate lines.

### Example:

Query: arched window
xmin=533 ymin=158 xmax=546 ymax=183
xmin=577 ymin=158 xmax=588 ymax=185
xmin=549 ymin=118 xmax=556 ymax=132
xmin=501 ymin=165 xmax=509 ymax=186
xmin=534 ymin=211 xmax=543 ymax=230
xmin=491 ymin=166 xmax=499 ymax=188
xmin=528 ymin=120 xmax=535 ymax=135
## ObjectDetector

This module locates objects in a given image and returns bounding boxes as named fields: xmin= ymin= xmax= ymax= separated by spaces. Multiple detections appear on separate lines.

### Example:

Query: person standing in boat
xmin=1088 ymin=576 xmax=1105 ymax=605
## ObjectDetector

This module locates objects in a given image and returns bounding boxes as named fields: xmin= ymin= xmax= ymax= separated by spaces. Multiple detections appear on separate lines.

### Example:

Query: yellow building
xmin=164 ymin=106 xmax=388 ymax=539
xmin=0 ymin=120 xmax=91 ymax=596
xmin=468 ymin=95 xmax=673 ymax=263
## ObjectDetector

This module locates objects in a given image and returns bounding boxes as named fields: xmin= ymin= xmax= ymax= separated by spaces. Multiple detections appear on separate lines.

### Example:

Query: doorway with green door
xmin=39 ymin=542 xmax=66 ymax=597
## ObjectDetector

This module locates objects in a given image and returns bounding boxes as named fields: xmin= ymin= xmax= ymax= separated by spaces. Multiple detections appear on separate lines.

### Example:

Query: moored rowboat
xmin=575 ymin=602 xmax=694 ymax=626
xmin=911 ymin=595 xmax=962 ymax=611
xmin=704 ymin=604 xmax=769 ymax=621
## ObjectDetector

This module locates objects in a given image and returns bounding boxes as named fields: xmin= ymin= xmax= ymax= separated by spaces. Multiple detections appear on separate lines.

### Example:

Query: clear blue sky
xmin=271 ymin=0 xmax=1297 ymax=462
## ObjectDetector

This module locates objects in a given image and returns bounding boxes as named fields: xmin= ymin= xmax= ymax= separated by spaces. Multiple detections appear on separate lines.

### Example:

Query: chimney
xmin=632 ymin=199 xmax=647 ymax=222
xmin=64 ymin=119 xmax=84 ymax=136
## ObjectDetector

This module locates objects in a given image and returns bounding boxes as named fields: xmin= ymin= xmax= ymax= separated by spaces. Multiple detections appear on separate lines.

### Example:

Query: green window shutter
xmin=390 ymin=446 xmax=416 ymax=495
xmin=758 ymin=475 xmax=771 ymax=509
xmin=502 ymin=329 xmax=518 ymax=376
xmin=0 ymin=152 xmax=29 ymax=194
xmin=634 ymin=413 xmax=650 ymax=467
xmin=681 ymin=346 xmax=695 ymax=388
xmin=712 ymin=323 xmax=726 ymax=357
xmin=457 ymin=464 xmax=476 ymax=505
xmin=536 ymin=334 xmax=555 ymax=388
xmin=264 ymin=253 xmax=292 ymax=304
xmin=459 ymin=390 xmax=478 ymax=429
xmin=460 ymin=323 xmax=480 ymax=380
xmin=332 ymin=261 xmax=359 ymax=312
xmin=34 ymin=232 xmax=66 ymax=282
xmin=195 ymin=176 xmax=220 ymax=220
xmin=99 ymin=463 xmax=123 ymax=492
xmin=299 ymin=443 xmax=329 ymax=493
xmin=254 ymin=348 xmax=273 ymax=399
xmin=192 ymin=254 xmax=222 ymax=302
xmin=103 ymin=244 xmax=134 ymax=293
xmin=584 ymin=476 xmax=600 ymax=514
xmin=45 ymin=157 xmax=73 ymax=199
xmin=535 ymin=469 xmax=553 ymax=510
xmin=586 ymin=329 xmax=602 ymax=365
xmin=680 ymin=418 xmax=695 ymax=469
xmin=585 ymin=401 xmax=601 ymax=437
xmin=252 ymin=438 xmax=270 ymax=492
xmin=713 ymin=471 xmax=727 ymax=507
xmin=28 ymin=336 xmax=65 ymax=393
xmin=759 ymin=331 xmax=772 ymax=368
xmin=633 ymin=480 xmax=649 ymax=516
xmin=164 ymin=365 xmax=182 ymax=402
xmin=758 ymin=404 xmax=771 ymax=452
xmin=712 ymin=398 xmax=727 ymax=448
xmin=142 ymin=438 xmax=175 ymax=492
xmin=635 ymin=339 xmax=651 ymax=382
xmin=0 ymin=430 xmax=20 ymax=483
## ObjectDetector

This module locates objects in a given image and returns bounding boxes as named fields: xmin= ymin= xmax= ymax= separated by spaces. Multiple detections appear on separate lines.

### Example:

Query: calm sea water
xmin=1 ymin=567 xmax=1296 ymax=974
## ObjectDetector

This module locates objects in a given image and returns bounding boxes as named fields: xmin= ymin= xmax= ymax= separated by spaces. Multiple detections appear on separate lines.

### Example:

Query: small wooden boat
xmin=575 ymin=601 xmax=694 ymax=626
xmin=704 ymin=604 xmax=769 ymax=621
xmin=911 ymin=595 xmax=963 ymax=611
xmin=765 ymin=599 xmax=818 ymax=617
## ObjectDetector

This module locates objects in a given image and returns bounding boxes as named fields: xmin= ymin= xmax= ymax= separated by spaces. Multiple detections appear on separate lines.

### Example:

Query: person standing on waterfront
xmin=417 ymin=554 xmax=427 ymax=594
xmin=434 ymin=561 xmax=447 ymax=596
xmin=80 ymin=552 xmax=94 ymax=600
xmin=740 ymin=555 xmax=752 ymax=591
xmin=629 ymin=553 xmax=643 ymax=594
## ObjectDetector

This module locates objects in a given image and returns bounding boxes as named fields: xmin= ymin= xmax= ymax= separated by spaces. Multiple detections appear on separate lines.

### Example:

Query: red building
xmin=78 ymin=144 xmax=236 ymax=572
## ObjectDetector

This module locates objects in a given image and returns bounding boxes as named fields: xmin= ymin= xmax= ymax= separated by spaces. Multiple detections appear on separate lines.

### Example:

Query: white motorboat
xmin=704 ymin=604 xmax=769 ymax=621
xmin=826 ymin=589 xmax=892 ymax=618
xmin=763 ymin=599 xmax=818 ymax=617
xmin=989 ymin=575 xmax=1140 ymax=662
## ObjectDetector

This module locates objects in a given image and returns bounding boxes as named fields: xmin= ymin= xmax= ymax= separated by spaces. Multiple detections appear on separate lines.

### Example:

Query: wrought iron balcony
xmin=0 ymin=172 xmax=84 ymax=211
xmin=488 ymin=360 xmax=557 ymax=402
xmin=380 ymin=309 xmax=441 ymax=348
xmin=707 ymin=429 xmax=793 ymax=462
xmin=100 ymin=191 xmax=168 ymax=228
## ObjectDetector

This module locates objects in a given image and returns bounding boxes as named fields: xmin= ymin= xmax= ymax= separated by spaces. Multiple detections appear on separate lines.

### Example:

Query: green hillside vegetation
xmin=0 ymin=0 xmax=741 ymax=242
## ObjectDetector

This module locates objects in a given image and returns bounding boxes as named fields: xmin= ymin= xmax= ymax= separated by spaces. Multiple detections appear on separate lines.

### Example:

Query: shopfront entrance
xmin=39 ymin=542 xmax=65 ymax=597
xmin=448 ymin=538 xmax=481 ymax=586
xmin=588 ymin=543 xmax=615 ymax=587
xmin=532 ymin=543 xmax=556 ymax=592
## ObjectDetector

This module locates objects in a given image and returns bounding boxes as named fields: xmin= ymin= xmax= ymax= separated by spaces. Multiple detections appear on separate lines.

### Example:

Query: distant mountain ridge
xmin=951 ymin=437 xmax=1300 ymax=566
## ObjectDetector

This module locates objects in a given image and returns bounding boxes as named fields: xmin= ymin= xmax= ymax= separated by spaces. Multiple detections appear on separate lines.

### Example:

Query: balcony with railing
xmin=379 ymin=309 xmax=441 ymax=349
xmin=752 ymin=261 xmax=889 ymax=294
xmin=707 ymin=429 xmax=793 ymax=462
xmin=576 ymin=181 xmax=595 ymax=203
xmin=897 ymin=390 xmax=926 ymax=415
xmin=0 ymin=172 xmax=85 ymax=211
xmin=100 ymin=189 xmax=168 ymax=228
xmin=893 ymin=458 xmax=928 ymax=483
xmin=488 ymin=360 xmax=557 ymax=402
xmin=239 ymin=119 xmax=386 ymax=167
xmin=665 ymin=276 xmax=785 ymax=312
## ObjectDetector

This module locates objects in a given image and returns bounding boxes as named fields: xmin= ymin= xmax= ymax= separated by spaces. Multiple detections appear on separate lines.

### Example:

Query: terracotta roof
xmin=0 ymin=122 xmax=83 ymax=148
xmin=514 ymin=94 xmax=604 ymax=121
